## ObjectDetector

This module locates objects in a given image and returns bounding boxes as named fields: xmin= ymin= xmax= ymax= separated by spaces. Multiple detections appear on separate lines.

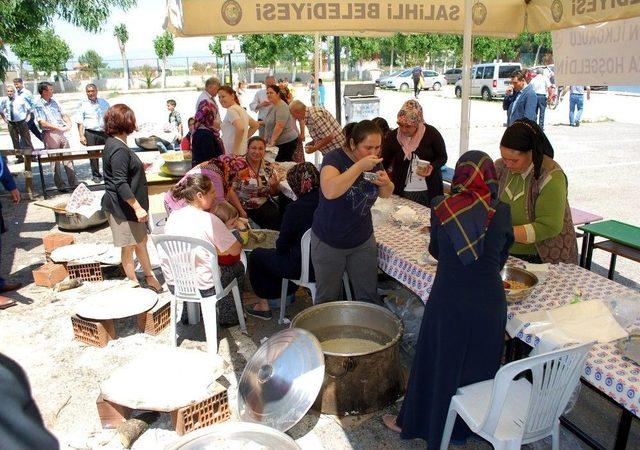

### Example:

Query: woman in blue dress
xmin=383 ymin=150 xmax=514 ymax=447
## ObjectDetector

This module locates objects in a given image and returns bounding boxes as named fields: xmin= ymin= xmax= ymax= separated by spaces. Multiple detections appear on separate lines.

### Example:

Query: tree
xmin=342 ymin=37 xmax=381 ymax=79
xmin=79 ymin=50 xmax=107 ymax=79
xmin=153 ymin=31 xmax=175 ymax=88
xmin=114 ymin=23 xmax=130 ymax=90
xmin=11 ymin=29 xmax=72 ymax=80
xmin=138 ymin=65 xmax=159 ymax=89
xmin=281 ymin=35 xmax=313 ymax=81
xmin=239 ymin=35 xmax=281 ymax=73
xmin=208 ymin=37 xmax=224 ymax=57
xmin=0 ymin=0 xmax=135 ymax=80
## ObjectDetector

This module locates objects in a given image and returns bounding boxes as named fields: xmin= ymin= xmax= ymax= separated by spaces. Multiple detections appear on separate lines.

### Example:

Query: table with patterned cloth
xmin=374 ymin=196 xmax=435 ymax=302
xmin=505 ymin=261 xmax=640 ymax=418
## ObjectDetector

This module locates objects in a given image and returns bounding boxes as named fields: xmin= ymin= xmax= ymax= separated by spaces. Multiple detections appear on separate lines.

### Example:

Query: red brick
xmin=32 ymin=262 xmax=69 ymax=288
xmin=42 ymin=232 xmax=75 ymax=252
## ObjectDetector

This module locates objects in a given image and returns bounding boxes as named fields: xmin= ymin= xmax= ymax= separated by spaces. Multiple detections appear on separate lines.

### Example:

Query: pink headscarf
xmin=396 ymin=99 xmax=426 ymax=160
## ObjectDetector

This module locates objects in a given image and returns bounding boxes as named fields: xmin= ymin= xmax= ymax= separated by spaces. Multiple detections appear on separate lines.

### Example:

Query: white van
xmin=455 ymin=62 xmax=522 ymax=100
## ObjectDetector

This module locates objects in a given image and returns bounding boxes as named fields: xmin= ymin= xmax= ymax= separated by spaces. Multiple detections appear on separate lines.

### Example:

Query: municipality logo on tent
xmin=222 ymin=0 xmax=242 ymax=26
xmin=551 ymin=0 xmax=564 ymax=23
xmin=472 ymin=1 xmax=487 ymax=26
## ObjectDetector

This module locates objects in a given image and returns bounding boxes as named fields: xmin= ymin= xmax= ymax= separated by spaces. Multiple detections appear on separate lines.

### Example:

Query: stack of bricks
xmin=33 ymin=232 xmax=75 ymax=288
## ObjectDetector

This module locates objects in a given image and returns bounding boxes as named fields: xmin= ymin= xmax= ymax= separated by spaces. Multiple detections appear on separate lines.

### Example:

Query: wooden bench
xmin=579 ymin=220 xmax=640 ymax=281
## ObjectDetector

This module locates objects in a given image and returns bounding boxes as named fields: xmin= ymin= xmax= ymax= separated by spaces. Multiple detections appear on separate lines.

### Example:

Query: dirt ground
xmin=1 ymin=84 xmax=639 ymax=449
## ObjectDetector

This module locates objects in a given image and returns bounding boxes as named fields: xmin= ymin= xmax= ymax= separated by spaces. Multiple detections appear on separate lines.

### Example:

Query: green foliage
xmin=114 ymin=23 xmax=129 ymax=46
xmin=153 ymin=31 xmax=175 ymax=60
xmin=281 ymin=35 xmax=313 ymax=63
xmin=139 ymin=64 xmax=158 ymax=89
xmin=209 ymin=37 xmax=224 ymax=57
xmin=473 ymin=37 xmax=518 ymax=63
xmin=79 ymin=50 xmax=108 ymax=78
xmin=240 ymin=35 xmax=280 ymax=68
xmin=11 ymin=29 xmax=72 ymax=75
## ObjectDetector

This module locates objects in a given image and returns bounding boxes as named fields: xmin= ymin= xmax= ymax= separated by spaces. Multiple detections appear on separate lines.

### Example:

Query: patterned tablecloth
xmin=374 ymin=196 xmax=640 ymax=417
xmin=374 ymin=196 xmax=435 ymax=303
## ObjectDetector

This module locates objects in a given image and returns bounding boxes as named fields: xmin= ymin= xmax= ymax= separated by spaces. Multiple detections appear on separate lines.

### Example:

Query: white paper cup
xmin=417 ymin=159 xmax=431 ymax=170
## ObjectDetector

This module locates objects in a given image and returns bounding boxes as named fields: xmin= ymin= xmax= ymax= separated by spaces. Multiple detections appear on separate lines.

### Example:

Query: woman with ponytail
xmin=496 ymin=118 xmax=578 ymax=264
xmin=163 ymin=174 xmax=244 ymax=327
xmin=218 ymin=86 xmax=259 ymax=156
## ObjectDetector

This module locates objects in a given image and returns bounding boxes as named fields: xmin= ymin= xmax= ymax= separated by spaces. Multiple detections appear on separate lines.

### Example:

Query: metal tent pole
xmin=459 ymin=0 xmax=473 ymax=156
xmin=334 ymin=36 xmax=342 ymax=125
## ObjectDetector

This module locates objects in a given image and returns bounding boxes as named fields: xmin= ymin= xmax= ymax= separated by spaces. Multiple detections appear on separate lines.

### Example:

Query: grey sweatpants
xmin=310 ymin=230 xmax=378 ymax=303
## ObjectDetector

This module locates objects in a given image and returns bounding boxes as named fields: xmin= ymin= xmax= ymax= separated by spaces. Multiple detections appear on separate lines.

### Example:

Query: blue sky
xmin=8 ymin=0 xmax=214 ymax=62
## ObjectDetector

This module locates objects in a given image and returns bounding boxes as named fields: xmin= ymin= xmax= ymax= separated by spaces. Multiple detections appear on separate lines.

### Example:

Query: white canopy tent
xmin=165 ymin=0 xmax=640 ymax=154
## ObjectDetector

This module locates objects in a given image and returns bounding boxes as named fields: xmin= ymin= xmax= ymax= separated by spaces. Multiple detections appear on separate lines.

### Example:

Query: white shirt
xmin=249 ymin=88 xmax=273 ymax=120
xmin=530 ymin=74 xmax=551 ymax=96
xmin=74 ymin=97 xmax=110 ymax=131
xmin=404 ymin=154 xmax=427 ymax=192
xmin=222 ymin=104 xmax=250 ymax=156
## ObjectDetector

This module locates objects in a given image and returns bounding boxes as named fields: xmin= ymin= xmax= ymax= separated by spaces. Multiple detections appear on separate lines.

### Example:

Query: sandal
xmin=0 ymin=296 xmax=17 ymax=310
xmin=141 ymin=276 xmax=163 ymax=294
xmin=382 ymin=414 xmax=401 ymax=433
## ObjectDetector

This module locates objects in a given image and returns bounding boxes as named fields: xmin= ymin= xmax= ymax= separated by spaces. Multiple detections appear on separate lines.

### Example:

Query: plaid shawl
xmin=433 ymin=151 xmax=499 ymax=265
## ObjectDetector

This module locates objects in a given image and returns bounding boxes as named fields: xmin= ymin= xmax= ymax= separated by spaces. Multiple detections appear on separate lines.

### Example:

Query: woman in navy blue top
xmin=311 ymin=120 xmax=394 ymax=302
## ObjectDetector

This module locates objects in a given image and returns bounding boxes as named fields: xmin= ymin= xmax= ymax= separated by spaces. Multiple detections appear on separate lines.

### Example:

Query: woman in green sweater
xmin=495 ymin=118 xmax=578 ymax=264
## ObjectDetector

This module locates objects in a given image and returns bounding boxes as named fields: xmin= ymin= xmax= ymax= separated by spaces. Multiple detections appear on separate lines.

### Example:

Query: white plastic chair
xmin=152 ymin=235 xmax=247 ymax=354
xmin=278 ymin=229 xmax=352 ymax=324
xmin=440 ymin=341 xmax=594 ymax=450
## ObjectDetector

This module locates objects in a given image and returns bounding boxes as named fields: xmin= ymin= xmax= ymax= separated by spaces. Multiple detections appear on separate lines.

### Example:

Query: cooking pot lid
xmin=238 ymin=328 xmax=324 ymax=432
xmin=165 ymin=422 xmax=301 ymax=450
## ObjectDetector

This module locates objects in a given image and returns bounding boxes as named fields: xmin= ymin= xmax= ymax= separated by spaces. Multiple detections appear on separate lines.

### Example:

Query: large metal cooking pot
xmin=161 ymin=159 xmax=192 ymax=177
xmin=54 ymin=203 xmax=108 ymax=231
xmin=291 ymin=301 xmax=404 ymax=416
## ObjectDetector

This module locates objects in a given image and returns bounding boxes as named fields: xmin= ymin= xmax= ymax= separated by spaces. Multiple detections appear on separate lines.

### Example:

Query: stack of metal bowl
xmin=501 ymin=266 xmax=539 ymax=303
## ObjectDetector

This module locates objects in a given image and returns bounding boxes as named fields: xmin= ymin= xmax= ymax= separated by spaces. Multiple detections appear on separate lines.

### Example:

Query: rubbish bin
xmin=343 ymin=83 xmax=380 ymax=124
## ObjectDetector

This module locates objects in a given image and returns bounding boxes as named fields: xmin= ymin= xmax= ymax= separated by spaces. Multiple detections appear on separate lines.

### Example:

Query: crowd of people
xmin=0 ymin=73 xmax=582 ymax=448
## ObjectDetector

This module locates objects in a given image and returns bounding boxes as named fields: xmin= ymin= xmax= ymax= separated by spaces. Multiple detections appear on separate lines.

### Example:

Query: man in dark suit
xmin=503 ymin=70 xmax=537 ymax=127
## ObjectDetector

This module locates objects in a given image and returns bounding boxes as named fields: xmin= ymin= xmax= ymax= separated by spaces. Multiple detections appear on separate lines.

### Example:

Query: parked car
xmin=375 ymin=70 xmax=402 ymax=88
xmin=384 ymin=69 xmax=447 ymax=91
xmin=454 ymin=62 xmax=522 ymax=100
xmin=443 ymin=68 xmax=462 ymax=84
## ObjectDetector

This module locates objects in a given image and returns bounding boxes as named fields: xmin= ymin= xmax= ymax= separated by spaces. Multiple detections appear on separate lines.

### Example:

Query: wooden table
xmin=579 ymin=220 xmax=640 ymax=280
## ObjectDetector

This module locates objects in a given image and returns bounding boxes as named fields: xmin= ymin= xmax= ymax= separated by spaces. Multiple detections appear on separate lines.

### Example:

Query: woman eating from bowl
xmin=232 ymin=137 xmax=282 ymax=230
xmin=263 ymin=84 xmax=299 ymax=162
xmin=247 ymin=162 xmax=321 ymax=320
xmin=381 ymin=99 xmax=447 ymax=207
xmin=496 ymin=118 xmax=577 ymax=264
xmin=164 ymin=174 xmax=244 ymax=327
xmin=383 ymin=151 xmax=514 ymax=447
xmin=101 ymin=104 xmax=162 ymax=293
xmin=311 ymin=120 xmax=394 ymax=303
xmin=218 ymin=86 xmax=259 ymax=156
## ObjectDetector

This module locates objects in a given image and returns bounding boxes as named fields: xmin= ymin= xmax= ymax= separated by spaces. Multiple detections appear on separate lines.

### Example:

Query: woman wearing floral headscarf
xmin=381 ymin=99 xmax=447 ymax=207
xmin=246 ymin=162 xmax=321 ymax=320
xmin=383 ymin=151 xmax=514 ymax=448
xmin=191 ymin=97 xmax=226 ymax=166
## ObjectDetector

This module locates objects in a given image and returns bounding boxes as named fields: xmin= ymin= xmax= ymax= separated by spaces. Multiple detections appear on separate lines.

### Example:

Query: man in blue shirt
xmin=75 ymin=83 xmax=109 ymax=182
xmin=502 ymin=70 xmax=537 ymax=127
xmin=0 ymin=84 xmax=34 ymax=163
xmin=13 ymin=78 xmax=43 ymax=145
xmin=0 ymin=154 xmax=21 ymax=309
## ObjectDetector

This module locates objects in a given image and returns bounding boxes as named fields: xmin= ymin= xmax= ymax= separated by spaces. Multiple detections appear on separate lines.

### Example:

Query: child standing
xmin=167 ymin=99 xmax=183 ymax=148
xmin=317 ymin=79 xmax=326 ymax=107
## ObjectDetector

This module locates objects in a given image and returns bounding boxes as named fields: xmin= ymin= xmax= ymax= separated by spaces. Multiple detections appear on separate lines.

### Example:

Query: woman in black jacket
xmin=246 ymin=162 xmax=320 ymax=320
xmin=101 ymin=104 xmax=161 ymax=292
xmin=381 ymin=99 xmax=447 ymax=207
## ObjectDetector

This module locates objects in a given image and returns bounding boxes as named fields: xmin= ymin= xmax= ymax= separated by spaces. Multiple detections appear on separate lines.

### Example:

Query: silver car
xmin=385 ymin=69 xmax=447 ymax=91
xmin=443 ymin=68 xmax=462 ymax=84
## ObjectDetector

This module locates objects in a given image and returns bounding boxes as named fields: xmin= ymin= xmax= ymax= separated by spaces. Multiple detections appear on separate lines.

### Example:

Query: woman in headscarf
xmin=381 ymin=99 xmax=448 ymax=207
xmin=191 ymin=97 xmax=225 ymax=166
xmin=246 ymin=162 xmax=321 ymax=320
xmin=383 ymin=151 xmax=514 ymax=448
xmin=496 ymin=118 xmax=577 ymax=264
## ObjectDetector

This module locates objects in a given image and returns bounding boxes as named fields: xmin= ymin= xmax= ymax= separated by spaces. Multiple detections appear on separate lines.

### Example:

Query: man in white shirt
xmin=13 ymin=77 xmax=43 ymax=144
xmin=0 ymin=84 xmax=34 ymax=162
xmin=529 ymin=68 xmax=552 ymax=130
xmin=195 ymin=77 xmax=221 ymax=112
xmin=249 ymin=76 xmax=276 ymax=137
xmin=75 ymin=83 xmax=109 ymax=183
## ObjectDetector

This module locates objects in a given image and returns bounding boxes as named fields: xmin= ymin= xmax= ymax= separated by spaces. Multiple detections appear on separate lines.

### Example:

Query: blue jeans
xmin=536 ymin=94 xmax=547 ymax=130
xmin=569 ymin=94 xmax=584 ymax=125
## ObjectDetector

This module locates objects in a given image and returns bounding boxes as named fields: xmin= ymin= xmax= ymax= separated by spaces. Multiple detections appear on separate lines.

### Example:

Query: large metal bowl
xmin=161 ymin=159 xmax=192 ymax=177
xmin=501 ymin=266 xmax=539 ymax=303
xmin=54 ymin=203 xmax=108 ymax=231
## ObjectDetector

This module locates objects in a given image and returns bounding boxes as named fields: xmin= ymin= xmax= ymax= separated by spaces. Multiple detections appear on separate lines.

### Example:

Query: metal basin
xmin=501 ymin=266 xmax=539 ymax=303
xmin=291 ymin=301 xmax=404 ymax=416
xmin=54 ymin=203 xmax=108 ymax=231
xmin=166 ymin=422 xmax=300 ymax=450
xmin=161 ymin=159 xmax=192 ymax=177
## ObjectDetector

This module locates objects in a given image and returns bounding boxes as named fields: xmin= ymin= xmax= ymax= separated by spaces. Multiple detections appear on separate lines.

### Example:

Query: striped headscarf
xmin=433 ymin=151 xmax=499 ymax=265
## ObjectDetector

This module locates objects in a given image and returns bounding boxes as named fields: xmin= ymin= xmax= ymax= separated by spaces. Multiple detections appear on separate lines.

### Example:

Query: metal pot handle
xmin=325 ymin=357 xmax=357 ymax=379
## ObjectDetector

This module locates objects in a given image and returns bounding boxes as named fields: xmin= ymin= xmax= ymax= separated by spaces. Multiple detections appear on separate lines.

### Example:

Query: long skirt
xmin=248 ymin=248 xmax=298 ymax=300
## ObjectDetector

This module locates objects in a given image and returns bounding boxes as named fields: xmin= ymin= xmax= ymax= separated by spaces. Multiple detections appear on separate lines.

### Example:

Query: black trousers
xmin=247 ymin=200 xmax=281 ymax=231
xmin=275 ymin=138 xmax=298 ymax=162
xmin=84 ymin=129 xmax=107 ymax=178
xmin=7 ymin=120 xmax=33 ymax=155
xmin=413 ymin=77 xmax=421 ymax=97
xmin=248 ymin=248 xmax=296 ymax=300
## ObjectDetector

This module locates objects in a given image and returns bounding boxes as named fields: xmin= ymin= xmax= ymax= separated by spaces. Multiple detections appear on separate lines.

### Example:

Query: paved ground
xmin=0 ymin=83 xmax=639 ymax=449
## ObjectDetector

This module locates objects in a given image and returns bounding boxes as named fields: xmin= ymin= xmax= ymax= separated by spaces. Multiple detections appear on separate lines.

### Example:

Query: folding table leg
xmin=37 ymin=155 xmax=47 ymax=199
xmin=585 ymin=234 xmax=595 ymax=270
xmin=608 ymin=254 xmax=617 ymax=280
